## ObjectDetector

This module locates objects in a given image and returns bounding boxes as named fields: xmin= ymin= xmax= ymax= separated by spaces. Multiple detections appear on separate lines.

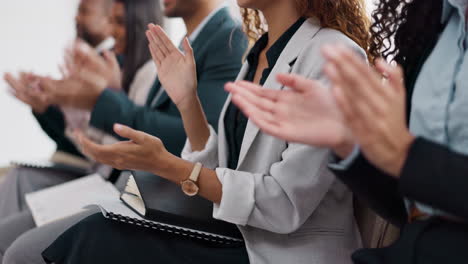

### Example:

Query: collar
xmin=188 ymin=2 xmax=228 ymax=42
xmin=95 ymin=37 xmax=115 ymax=53
xmin=247 ymin=17 xmax=307 ymax=69
xmin=442 ymin=0 xmax=468 ymax=22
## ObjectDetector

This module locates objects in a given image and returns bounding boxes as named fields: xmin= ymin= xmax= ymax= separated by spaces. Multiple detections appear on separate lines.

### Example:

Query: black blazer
xmin=331 ymin=22 xmax=468 ymax=264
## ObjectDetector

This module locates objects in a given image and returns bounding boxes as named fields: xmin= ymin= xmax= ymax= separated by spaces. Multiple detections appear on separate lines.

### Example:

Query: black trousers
xmin=42 ymin=213 xmax=249 ymax=264
xmin=352 ymin=219 xmax=468 ymax=264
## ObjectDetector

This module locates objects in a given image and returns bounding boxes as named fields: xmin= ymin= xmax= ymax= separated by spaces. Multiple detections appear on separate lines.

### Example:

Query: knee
xmin=3 ymin=236 xmax=42 ymax=264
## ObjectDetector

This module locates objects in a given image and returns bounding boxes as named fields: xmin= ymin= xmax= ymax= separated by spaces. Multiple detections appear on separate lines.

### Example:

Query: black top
xmin=224 ymin=17 xmax=306 ymax=169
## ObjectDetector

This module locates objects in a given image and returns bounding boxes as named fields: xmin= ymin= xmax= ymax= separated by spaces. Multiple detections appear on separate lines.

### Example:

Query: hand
xmin=76 ymin=124 xmax=174 ymax=175
xmin=62 ymin=40 xmax=122 ymax=90
xmin=39 ymin=76 xmax=104 ymax=110
xmin=146 ymin=24 xmax=198 ymax=111
xmin=322 ymin=44 xmax=415 ymax=177
xmin=4 ymin=72 xmax=51 ymax=113
xmin=225 ymin=75 xmax=355 ymax=157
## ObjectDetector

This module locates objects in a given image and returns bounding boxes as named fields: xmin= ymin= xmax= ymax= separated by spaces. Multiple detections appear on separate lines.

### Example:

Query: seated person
xmin=42 ymin=0 xmax=372 ymax=263
xmin=227 ymin=0 xmax=468 ymax=263
xmin=0 ymin=0 xmax=162 ymax=262
xmin=0 ymin=0 xmax=247 ymax=263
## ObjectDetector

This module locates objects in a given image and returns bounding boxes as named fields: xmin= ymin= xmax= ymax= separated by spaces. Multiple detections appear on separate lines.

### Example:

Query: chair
xmin=354 ymin=196 xmax=400 ymax=248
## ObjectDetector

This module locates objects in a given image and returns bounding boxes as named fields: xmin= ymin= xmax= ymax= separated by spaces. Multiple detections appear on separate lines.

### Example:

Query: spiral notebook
xmin=11 ymin=161 xmax=91 ymax=177
xmin=91 ymin=172 xmax=242 ymax=245
xmin=97 ymin=200 xmax=244 ymax=246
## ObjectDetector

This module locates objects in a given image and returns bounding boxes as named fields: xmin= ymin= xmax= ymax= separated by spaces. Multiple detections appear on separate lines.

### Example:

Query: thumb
xmin=182 ymin=37 xmax=194 ymax=61
xmin=113 ymin=124 xmax=146 ymax=144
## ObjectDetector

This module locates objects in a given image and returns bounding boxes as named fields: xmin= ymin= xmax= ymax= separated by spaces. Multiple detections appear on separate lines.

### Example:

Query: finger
xmin=324 ymin=62 xmax=380 ymax=122
xmin=147 ymin=31 xmax=168 ymax=61
xmin=76 ymin=131 xmax=112 ymax=160
xmin=148 ymin=44 xmax=162 ymax=68
xmin=276 ymin=73 xmax=321 ymax=93
xmin=375 ymin=59 xmax=405 ymax=94
xmin=113 ymin=124 xmax=146 ymax=144
xmin=182 ymin=37 xmax=194 ymax=62
xmin=232 ymin=80 xmax=281 ymax=102
xmin=225 ymin=82 xmax=277 ymax=114
xmin=148 ymin=25 xmax=170 ymax=56
xmin=4 ymin=73 xmax=25 ymax=93
xmin=332 ymin=85 xmax=366 ymax=138
xmin=231 ymin=94 xmax=282 ymax=137
xmin=325 ymin=45 xmax=388 ymax=101
xmin=153 ymin=25 xmax=178 ymax=54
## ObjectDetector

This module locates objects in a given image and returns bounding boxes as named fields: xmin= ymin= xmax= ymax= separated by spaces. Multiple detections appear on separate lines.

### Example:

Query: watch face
xmin=182 ymin=180 xmax=199 ymax=196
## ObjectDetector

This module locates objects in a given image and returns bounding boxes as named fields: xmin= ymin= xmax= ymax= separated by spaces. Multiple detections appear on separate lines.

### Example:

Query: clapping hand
xmin=4 ymin=72 xmax=51 ymax=113
xmin=322 ymin=44 xmax=414 ymax=177
xmin=39 ymin=40 xmax=121 ymax=110
xmin=61 ymin=40 xmax=122 ymax=90
xmin=76 ymin=124 xmax=172 ymax=175
xmin=146 ymin=24 xmax=198 ymax=111
xmin=225 ymin=76 xmax=355 ymax=157
xmin=227 ymin=43 xmax=415 ymax=177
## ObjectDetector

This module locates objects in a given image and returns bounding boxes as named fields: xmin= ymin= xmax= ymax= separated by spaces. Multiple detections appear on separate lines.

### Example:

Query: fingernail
xmin=114 ymin=124 xmax=123 ymax=131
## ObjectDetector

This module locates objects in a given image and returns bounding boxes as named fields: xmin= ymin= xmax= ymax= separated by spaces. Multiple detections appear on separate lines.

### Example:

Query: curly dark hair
xmin=369 ymin=0 xmax=444 ymax=77
xmin=241 ymin=0 xmax=372 ymax=59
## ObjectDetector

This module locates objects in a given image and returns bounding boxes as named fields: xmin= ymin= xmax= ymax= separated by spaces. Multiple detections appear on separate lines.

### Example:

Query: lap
xmin=0 ymin=167 xmax=78 ymax=218
xmin=0 ymin=210 xmax=35 ymax=256
xmin=4 ymin=207 xmax=100 ymax=264
xmin=43 ymin=213 xmax=249 ymax=264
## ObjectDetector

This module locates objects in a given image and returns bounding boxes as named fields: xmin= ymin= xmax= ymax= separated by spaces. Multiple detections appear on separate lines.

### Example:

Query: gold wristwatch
xmin=181 ymin=162 xmax=202 ymax=196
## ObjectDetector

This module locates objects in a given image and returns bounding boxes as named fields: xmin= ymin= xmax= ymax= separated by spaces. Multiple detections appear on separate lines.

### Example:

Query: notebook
xmin=11 ymin=157 xmax=92 ymax=177
xmin=26 ymin=174 xmax=120 ymax=226
xmin=105 ymin=173 xmax=244 ymax=245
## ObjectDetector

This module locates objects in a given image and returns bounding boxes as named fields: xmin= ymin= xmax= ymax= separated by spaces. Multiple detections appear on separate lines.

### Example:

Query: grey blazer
xmin=182 ymin=18 xmax=365 ymax=264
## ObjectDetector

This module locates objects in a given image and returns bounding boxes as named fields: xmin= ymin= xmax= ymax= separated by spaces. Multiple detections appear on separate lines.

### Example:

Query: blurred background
xmin=0 ymin=0 xmax=375 ymax=166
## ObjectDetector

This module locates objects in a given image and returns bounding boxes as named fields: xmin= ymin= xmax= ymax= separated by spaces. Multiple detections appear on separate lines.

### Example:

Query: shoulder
xmin=295 ymin=19 xmax=367 ymax=78
xmin=203 ymin=9 xmax=246 ymax=50
xmin=135 ymin=60 xmax=157 ymax=78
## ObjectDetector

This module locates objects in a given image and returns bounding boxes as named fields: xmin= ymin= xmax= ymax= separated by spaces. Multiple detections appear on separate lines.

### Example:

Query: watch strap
xmin=188 ymin=162 xmax=203 ymax=182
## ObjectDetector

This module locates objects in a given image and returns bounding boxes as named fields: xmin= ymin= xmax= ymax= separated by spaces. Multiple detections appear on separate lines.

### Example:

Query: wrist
xmin=176 ymin=92 xmax=199 ymax=114
xmin=153 ymin=153 xmax=192 ymax=184
xmin=333 ymin=133 xmax=356 ymax=159
xmin=391 ymin=132 xmax=415 ymax=178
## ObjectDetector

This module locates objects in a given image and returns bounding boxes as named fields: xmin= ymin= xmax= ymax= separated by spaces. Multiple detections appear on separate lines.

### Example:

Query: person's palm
xmin=276 ymin=82 xmax=348 ymax=147
xmin=228 ymin=74 xmax=352 ymax=148
xmin=158 ymin=45 xmax=196 ymax=105
xmin=147 ymin=25 xmax=197 ymax=109
xmin=69 ymin=40 xmax=122 ymax=90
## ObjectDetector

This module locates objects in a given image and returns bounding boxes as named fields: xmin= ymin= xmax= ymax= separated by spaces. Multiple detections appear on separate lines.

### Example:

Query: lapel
xmin=145 ymin=79 xmax=161 ymax=107
xmin=236 ymin=18 xmax=323 ymax=168
xmin=149 ymin=7 xmax=230 ymax=109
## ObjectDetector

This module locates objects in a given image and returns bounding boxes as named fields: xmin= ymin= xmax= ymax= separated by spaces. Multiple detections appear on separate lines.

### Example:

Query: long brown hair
xmin=241 ymin=0 xmax=373 ymax=59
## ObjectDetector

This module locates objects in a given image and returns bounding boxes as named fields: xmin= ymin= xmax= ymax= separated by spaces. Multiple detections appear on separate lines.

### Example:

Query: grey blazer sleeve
xmin=212 ymin=30 xmax=363 ymax=234
xmin=214 ymin=145 xmax=334 ymax=234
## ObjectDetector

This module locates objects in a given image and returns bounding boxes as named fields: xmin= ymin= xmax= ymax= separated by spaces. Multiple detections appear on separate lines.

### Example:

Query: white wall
xmin=0 ymin=0 xmax=375 ymax=166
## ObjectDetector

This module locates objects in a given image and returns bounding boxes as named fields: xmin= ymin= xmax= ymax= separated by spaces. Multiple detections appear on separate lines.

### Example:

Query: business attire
xmin=34 ymin=37 xmax=116 ymax=158
xmin=1 ymin=7 xmax=247 ymax=264
xmin=0 ymin=60 xmax=154 ymax=264
xmin=42 ymin=17 xmax=365 ymax=264
xmin=331 ymin=1 xmax=468 ymax=263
